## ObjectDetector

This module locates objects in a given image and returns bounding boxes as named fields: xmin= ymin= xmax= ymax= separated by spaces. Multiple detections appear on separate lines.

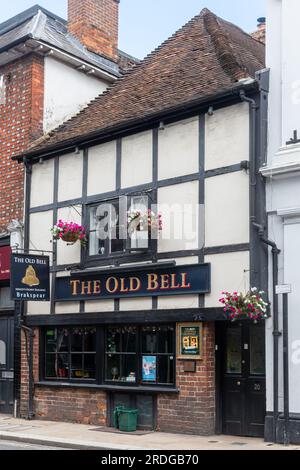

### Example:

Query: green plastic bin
xmin=117 ymin=408 xmax=138 ymax=432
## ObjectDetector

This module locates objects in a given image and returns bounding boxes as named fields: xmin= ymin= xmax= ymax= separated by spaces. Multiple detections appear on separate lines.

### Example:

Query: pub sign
xmin=55 ymin=263 xmax=211 ymax=301
xmin=10 ymin=254 xmax=50 ymax=301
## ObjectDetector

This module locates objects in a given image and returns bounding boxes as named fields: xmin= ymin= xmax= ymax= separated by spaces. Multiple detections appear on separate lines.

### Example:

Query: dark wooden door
xmin=217 ymin=321 xmax=266 ymax=437
xmin=0 ymin=315 xmax=14 ymax=414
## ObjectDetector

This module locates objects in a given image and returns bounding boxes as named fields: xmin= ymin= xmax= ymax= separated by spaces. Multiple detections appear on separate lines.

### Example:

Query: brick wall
xmin=68 ymin=0 xmax=119 ymax=60
xmin=157 ymin=323 xmax=216 ymax=435
xmin=0 ymin=54 xmax=44 ymax=234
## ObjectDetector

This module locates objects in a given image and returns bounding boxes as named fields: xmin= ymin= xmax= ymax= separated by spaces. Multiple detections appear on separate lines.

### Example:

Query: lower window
xmin=43 ymin=324 xmax=175 ymax=388
xmin=105 ymin=325 xmax=175 ymax=386
xmin=45 ymin=327 xmax=96 ymax=381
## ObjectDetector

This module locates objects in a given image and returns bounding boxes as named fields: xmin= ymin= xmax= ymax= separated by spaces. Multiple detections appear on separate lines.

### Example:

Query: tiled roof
xmin=25 ymin=8 xmax=265 ymax=157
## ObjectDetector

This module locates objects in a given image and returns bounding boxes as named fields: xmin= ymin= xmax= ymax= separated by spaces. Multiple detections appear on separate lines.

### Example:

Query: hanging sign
xmin=0 ymin=246 xmax=11 ymax=281
xmin=10 ymin=254 xmax=50 ymax=301
xmin=55 ymin=263 xmax=211 ymax=301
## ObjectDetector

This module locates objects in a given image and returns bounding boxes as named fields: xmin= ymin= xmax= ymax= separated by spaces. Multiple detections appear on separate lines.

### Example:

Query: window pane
xmin=106 ymin=354 xmax=121 ymax=381
xmin=45 ymin=328 xmax=68 ymax=353
xmin=250 ymin=326 xmax=265 ymax=375
xmin=83 ymin=328 xmax=97 ymax=352
xmin=122 ymin=327 xmax=136 ymax=353
xmin=0 ymin=287 xmax=14 ymax=309
xmin=120 ymin=355 xmax=137 ymax=383
xmin=226 ymin=326 xmax=242 ymax=374
xmin=71 ymin=328 xmax=84 ymax=352
xmin=45 ymin=353 xmax=69 ymax=379
xmin=84 ymin=354 xmax=96 ymax=379
xmin=157 ymin=326 xmax=175 ymax=353
xmin=157 ymin=355 xmax=174 ymax=384
xmin=141 ymin=327 xmax=157 ymax=354
xmin=129 ymin=195 xmax=149 ymax=250
xmin=89 ymin=205 xmax=107 ymax=256
xmin=71 ymin=354 xmax=96 ymax=379
xmin=107 ymin=328 xmax=121 ymax=353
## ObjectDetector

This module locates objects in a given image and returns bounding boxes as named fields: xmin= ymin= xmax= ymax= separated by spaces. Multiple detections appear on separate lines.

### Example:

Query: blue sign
xmin=142 ymin=356 xmax=157 ymax=382
xmin=55 ymin=264 xmax=211 ymax=301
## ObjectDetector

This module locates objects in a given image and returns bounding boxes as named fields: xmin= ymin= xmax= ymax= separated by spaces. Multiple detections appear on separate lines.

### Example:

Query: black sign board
xmin=55 ymin=263 xmax=211 ymax=301
xmin=10 ymin=254 xmax=50 ymax=301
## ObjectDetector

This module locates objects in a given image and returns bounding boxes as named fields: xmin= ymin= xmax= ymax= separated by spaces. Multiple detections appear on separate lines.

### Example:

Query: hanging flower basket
xmin=51 ymin=220 xmax=87 ymax=246
xmin=219 ymin=288 xmax=269 ymax=322
xmin=127 ymin=210 xmax=162 ymax=234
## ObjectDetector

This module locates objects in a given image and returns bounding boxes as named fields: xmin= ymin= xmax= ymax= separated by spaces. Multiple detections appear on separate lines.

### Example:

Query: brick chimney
xmin=251 ymin=17 xmax=266 ymax=44
xmin=68 ymin=0 xmax=120 ymax=61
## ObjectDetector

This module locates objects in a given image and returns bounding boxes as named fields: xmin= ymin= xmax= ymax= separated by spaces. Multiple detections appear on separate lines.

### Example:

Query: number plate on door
xmin=2 ymin=371 xmax=14 ymax=379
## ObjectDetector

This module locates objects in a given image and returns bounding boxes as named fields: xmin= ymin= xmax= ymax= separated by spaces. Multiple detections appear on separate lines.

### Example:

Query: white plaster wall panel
xmin=44 ymin=57 xmax=108 ymax=133
xmin=119 ymin=297 xmax=152 ymax=311
xmin=56 ymin=206 xmax=82 ymax=266
xmin=157 ymin=181 xmax=199 ymax=253
xmin=283 ymin=221 xmax=300 ymax=413
xmin=158 ymin=295 xmax=198 ymax=309
xmin=27 ymin=301 xmax=51 ymax=315
xmin=205 ymin=171 xmax=249 ymax=247
xmin=29 ymin=211 xmax=53 ymax=264
xmin=266 ymin=175 xmax=300 ymax=213
xmin=55 ymin=302 xmax=80 ymax=314
xmin=205 ymin=102 xmax=249 ymax=171
xmin=174 ymin=256 xmax=199 ymax=266
xmin=88 ymin=141 xmax=117 ymax=195
xmin=84 ymin=300 xmax=115 ymax=313
xmin=121 ymin=131 xmax=152 ymax=188
xmin=205 ymin=251 xmax=250 ymax=307
xmin=158 ymin=117 xmax=199 ymax=180
xmin=30 ymin=159 xmax=54 ymax=207
xmin=58 ymin=152 xmax=83 ymax=202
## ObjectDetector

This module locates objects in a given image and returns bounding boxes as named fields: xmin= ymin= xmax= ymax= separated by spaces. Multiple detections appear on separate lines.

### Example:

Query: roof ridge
xmin=202 ymin=8 xmax=248 ymax=82
xmin=0 ymin=4 xmax=66 ymax=37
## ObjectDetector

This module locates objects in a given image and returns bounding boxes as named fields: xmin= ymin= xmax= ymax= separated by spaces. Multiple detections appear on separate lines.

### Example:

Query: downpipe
xmin=240 ymin=89 xmax=281 ymax=444
xmin=253 ymin=223 xmax=281 ymax=444
xmin=21 ymin=324 xmax=35 ymax=420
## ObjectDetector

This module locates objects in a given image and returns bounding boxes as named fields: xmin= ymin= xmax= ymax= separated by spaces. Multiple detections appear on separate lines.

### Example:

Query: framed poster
xmin=142 ymin=356 xmax=157 ymax=382
xmin=177 ymin=323 xmax=203 ymax=360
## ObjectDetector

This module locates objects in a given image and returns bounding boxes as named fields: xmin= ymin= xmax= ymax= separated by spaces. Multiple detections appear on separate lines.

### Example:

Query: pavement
xmin=0 ymin=440 xmax=69 ymax=451
xmin=0 ymin=415 xmax=299 ymax=451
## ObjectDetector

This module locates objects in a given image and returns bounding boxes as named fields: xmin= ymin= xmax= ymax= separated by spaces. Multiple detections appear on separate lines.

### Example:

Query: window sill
xmin=36 ymin=381 xmax=179 ymax=394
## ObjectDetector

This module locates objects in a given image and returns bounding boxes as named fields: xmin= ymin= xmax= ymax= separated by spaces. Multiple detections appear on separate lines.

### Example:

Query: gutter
xmin=14 ymin=80 xmax=259 ymax=163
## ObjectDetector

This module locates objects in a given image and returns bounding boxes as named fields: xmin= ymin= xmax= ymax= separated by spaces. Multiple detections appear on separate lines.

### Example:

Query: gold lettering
xmin=160 ymin=274 xmax=170 ymax=290
xmin=129 ymin=277 xmax=141 ymax=292
xmin=93 ymin=280 xmax=101 ymax=294
xmin=81 ymin=281 xmax=92 ymax=295
xmin=147 ymin=273 xmax=159 ymax=291
xmin=170 ymin=274 xmax=181 ymax=289
xmin=70 ymin=280 xmax=80 ymax=296
xmin=120 ymin=278 xmax=129 ymax=293
xmin=181 ymin=273 xmax=191 ymax=289
xmin=106 ymin=277 xmax=119 ymax=294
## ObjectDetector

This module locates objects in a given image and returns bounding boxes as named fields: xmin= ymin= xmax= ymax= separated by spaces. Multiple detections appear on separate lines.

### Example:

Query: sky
xmin=0 ymin=0 xmax=266 ymax=59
